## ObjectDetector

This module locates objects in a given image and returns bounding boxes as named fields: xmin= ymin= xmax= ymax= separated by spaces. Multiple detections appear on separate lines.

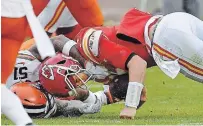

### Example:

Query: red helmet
xmin=39 ymin=53 xmax=92 ymax=98
xmin=10 ymin=82 xmax=57 ymax=118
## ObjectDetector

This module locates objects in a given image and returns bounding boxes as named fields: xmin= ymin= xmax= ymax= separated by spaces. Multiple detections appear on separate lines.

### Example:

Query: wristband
xmin=62 ymin=40 xmax=77 ymax=56
xmin=125 ymin=82 xmax=144 ymax=108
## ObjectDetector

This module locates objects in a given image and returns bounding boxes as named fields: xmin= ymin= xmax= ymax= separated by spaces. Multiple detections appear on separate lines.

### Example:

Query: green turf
xmin=2 ymin=67 xmax=203 ymax=125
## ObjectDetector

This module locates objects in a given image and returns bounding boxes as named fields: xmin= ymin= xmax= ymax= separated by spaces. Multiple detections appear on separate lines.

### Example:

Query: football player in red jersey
xmin=22 ymin=35 xmax=148 ymax=119
xmin=11 ymin=8 xmax=202 ymax=120
xmin=40 ymin=8 xmax=203 ymax=119
xmin=71 ymin=8 xmax=203 ymax=119
xmin=6 ymin=36 xmax=105 ymax=117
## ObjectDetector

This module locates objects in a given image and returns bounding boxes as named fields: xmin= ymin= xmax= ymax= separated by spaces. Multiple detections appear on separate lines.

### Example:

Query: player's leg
xmin=63 ymin=0 xmax=104 ymax=27
xmin=194 ymin=15 xmax=203 ymax=41
xmin=2 ymin=41 xmax=15 ymax=83
xmin=174 ymin=13 xmax=203 ymax=82
xmin=1 ymin=85 xmax=33 ymax=125
xmin=31 ymin=0 xmax=49 ymax=16
xmin=1 ymin=17 xmax=28 ymax=83
xmin=1 ymin=38 xmax=25 ymax=83
xmin=22 ymin=0 xmax=49 ymax=40
xmin=153 ymin=12 xmax=203 ymax=82
xmin=1 ymin=16 xmax=34 ymax=125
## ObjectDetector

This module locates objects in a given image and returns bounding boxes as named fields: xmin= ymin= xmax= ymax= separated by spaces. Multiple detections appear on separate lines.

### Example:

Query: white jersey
xmin=5 ymin=50 xmax=86 ymax=118
xmin=6 ymin=50 xmax=41 ymax=88
xmin=38 ymin=0 xmax=77 ymax=33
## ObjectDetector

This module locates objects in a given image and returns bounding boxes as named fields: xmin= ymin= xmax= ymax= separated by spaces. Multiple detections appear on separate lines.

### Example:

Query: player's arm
xmin=28 ymin=35 xmax=86 ymax=65
xmin=29 ymin=35 xmax=69 ymax=59
xmin=61 ymin=30 xmax=147 ymax=113
xmin=119 ymin=55 xmax=146 ymax=119
xmin=97 ymin=35 xmax=147 ymax=119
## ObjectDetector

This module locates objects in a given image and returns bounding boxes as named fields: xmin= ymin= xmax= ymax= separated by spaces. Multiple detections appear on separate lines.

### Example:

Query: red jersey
xmin=97 ymin=25 xmax=155 ymax=67
xmin=117 ymin=8 xmax=152 ymax=45
xmin=116 ymin=8 xmax=156 ymax=67
xmin=75 ymin=27 xmax=133 ymax=74
xmin=74 ymin=8 xmax=156 ymax=76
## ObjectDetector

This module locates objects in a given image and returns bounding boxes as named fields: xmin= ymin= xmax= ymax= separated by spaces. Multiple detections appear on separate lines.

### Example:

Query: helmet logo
xmin=41 ymin=65 xmax=54 ymax=80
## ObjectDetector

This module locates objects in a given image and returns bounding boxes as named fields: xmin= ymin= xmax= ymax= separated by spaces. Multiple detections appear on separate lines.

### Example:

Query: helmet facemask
xmin=41 ymin=55 xmax=92 ymax=97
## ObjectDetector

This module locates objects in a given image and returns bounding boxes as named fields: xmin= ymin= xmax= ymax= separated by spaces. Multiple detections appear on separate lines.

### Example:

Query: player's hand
xmin=120 ymin=106 xmax=137 ymax=119
xmin=137 ymin=86 xmax=147 ymax=109
xmin=79 ymin=96 xmax=102 ymax=114
xmin=55 ymin=99 xmax=83 ymax=117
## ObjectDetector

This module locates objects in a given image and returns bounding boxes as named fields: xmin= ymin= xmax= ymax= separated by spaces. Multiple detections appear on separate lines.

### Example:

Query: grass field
xmin=1 ymin=67 xmax=203 ymax=125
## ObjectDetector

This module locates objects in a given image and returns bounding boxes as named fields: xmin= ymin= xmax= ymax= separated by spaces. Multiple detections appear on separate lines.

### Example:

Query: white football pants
xmin=152 ymin=12 xmax=203 ymax=83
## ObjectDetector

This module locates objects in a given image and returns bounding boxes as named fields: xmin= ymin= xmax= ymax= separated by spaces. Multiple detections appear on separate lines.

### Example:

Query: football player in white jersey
xmin=6 ymin=36 xmax=105 ymax=118
xmin=1 ymin=0 xmax=103 ymax=124
xmin=9 ymin=81 xmax=99 ymax=118
xmin=1 ymin=0 xmax=55 ymax=125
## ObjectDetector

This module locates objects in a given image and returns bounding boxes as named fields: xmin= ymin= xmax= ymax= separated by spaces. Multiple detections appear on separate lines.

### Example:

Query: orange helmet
xmin=10 ymin=82 xmax=57 ymax=118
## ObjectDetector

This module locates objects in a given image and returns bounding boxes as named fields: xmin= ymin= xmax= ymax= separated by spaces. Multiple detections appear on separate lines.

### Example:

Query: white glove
xmin=55 ymin=99 xmax=83 ymax=117
xmin=79 ymin=96 xmax=102 ymax=114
